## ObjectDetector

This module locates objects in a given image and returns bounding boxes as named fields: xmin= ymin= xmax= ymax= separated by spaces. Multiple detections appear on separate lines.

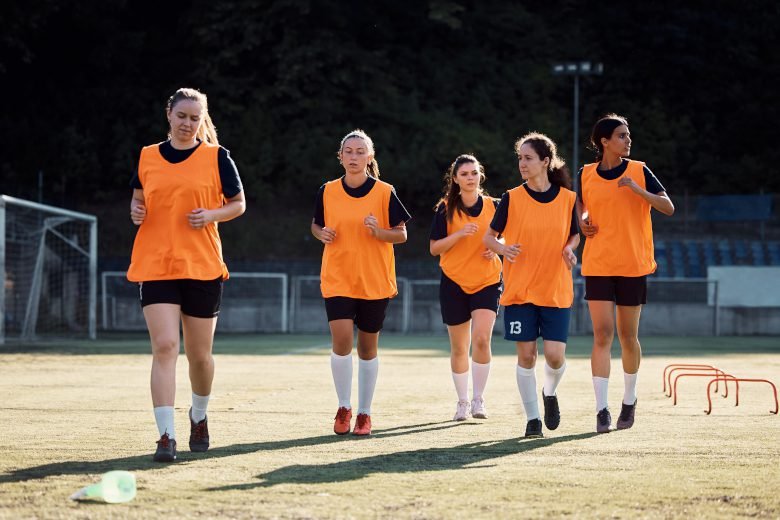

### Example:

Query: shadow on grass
xmin=0 ymin=420 xmax=473 ymax=484
xmin=207 ymin=432 xmax=601 ymax=490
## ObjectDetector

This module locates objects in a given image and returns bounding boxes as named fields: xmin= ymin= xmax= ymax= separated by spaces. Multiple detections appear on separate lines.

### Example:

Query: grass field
xmin=1 ymin=334 xmax=779 ymax=519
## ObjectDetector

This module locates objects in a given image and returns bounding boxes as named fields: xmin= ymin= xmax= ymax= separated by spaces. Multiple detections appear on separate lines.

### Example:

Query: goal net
xmin=1 ymin=195 xmax=97 ymax=344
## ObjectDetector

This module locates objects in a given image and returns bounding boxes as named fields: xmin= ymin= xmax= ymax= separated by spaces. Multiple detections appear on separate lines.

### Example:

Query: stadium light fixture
xmin=551 ymin=61 xmax=603 ymax=193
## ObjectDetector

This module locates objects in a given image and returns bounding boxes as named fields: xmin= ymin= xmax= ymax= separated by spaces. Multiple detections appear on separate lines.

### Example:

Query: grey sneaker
xmin=596 ymin=407 xmax=612 ymax=433
xmin=616 ymin=400 xmax=637 ymax=430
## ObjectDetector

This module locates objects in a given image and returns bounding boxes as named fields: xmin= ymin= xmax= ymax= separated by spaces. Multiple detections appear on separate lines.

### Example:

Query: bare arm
xmin=429 ymin=223 xmax=478 ymax=256
xmin=618 ymin=177 xmax=675 ymax=216
xmin=562 ymin=233 xmax=580 ymax=270
xmin=188 ymin=191 xmax=246 ymax=229
xmin=130 ymin=189 xmax=146 ymax=225
xmin=576 ymin=198 xmax=599 ymax=238
xmin=484 ymin=228 xmax=520 ymax=263
xmin=311 ymin=221 xmax=336 ymax=244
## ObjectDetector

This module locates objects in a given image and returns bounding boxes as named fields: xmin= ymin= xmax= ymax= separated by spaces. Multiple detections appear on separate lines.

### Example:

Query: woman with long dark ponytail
xmin=484 ymin=132 xmax=579 ymax=438
xmin=577 ymin=114 xmax=674 ymax=433
xmin=429 ymin=154 xmax=502 ymax=421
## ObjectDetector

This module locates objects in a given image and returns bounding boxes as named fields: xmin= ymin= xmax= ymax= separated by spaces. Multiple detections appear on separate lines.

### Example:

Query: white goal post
xmin=1 ymin=195 xmax=97 ymax=344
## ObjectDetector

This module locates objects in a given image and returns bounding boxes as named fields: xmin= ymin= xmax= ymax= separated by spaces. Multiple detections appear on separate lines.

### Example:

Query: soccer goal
xmin=102 ymin=272 xmax=289 ymax=333
xmin=1 ymin=195 xmax=97 ymax=344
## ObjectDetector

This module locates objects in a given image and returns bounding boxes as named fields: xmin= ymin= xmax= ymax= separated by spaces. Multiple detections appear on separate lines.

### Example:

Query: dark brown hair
xmin=435 ymin=154 xmax=491 ymax=222
xmin=514 ymin=132 xmax=571 ymax=189
xmin=589 ymin=113 xmax=629 ymax=160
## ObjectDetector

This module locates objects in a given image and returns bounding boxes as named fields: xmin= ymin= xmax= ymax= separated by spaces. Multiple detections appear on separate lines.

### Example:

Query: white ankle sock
xmin=623 ymin=372 xmax=638 ymax=405
xmin=593 ymin=376 xmax=609 ymax=412
xmin=452 ymin=371 xmax=468 ymax=402
xmin=543 ymin=361 xmax=566 ymax=397
xmin=358 ymin=357 xmax=379 ymax=415
xmin=516 ymin=365 xmax=539 ymax=421
xmin=471 ymin=360 xmax=490 ymax=400
xmin=191 ymin=393 xmax=210 ymax=423
xmin=154 ymin=406 xmax=175 ymax=440
xmin=330 ymin=352 xmax=353 ymax=409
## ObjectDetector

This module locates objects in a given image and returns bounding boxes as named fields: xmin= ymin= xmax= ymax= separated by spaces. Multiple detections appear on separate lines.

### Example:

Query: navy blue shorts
xmin=324 ymin=297 xmax=390 ymax=333
xmin=139 ymin=277 xmax=223 ymax=318
xmin=503 ymin=303 xmax=571 ymax=342
xmin=439 ymin=272 xmax=501 ymax=326
xmin=585 ymin=275 xmax=647 ymax=306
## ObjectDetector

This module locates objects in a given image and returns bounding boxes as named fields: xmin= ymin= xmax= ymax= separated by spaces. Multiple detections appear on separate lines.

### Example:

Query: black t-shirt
xmin=576 ymin=159 xmax=665 ymax=205
xmin=312 ymin=176 xmax=412 ymax=228
xmin=129 ymin=140 xmax=243 ymax=198
xmin=490 ymin=184 xmax=579 ymax=236
xmin=428 ymin=196 xmax=500 ymax=240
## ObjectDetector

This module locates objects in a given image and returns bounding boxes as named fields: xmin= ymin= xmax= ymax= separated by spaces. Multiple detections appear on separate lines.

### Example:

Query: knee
xmin=186 ymin=348 xmax=213 ymax=367
xmin=518 ymin=351 xmax=537 ymax=368
xmin=617 ymin=331 xmax=640 ymax=349
xmin=592 ymin=327 xmax=614 ymax=347
xmin=472 ymin=333 xmax=492 ymax=354
xmin=152 ymin=335 xmax=179 ymax=361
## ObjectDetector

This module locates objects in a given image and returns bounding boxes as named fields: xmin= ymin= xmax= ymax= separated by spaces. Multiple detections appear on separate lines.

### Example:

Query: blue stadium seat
xmin=734 ymin=240 xmax=748 ymax=264
xmin=670 ymin=240 xmax=685 ymax=277
xmin=703 ymin=240 xmax=718 ymax=269
xmin=768 ymin=242 xmax=780 ymax=265
xmin=718 ymin=240 xmax=733 ymax=266
xmin=751 ymin=241 xmax=766 ymax=266
xmin=685 ymin=241 xmax=703 ymax=278
xmin=654 ymin=240 xmax=669 ymax=277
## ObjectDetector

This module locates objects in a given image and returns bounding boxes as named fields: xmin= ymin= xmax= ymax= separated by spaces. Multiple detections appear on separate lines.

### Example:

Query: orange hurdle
xmin=665 ymin=366 xmax=731 ymax=399
xmin=671 ymin=371 xmax=736 ymax=405
xmin=663 ymin=364 xmax=726 ymax=396
xmin=705 ymin=376 xmax=779 ymax=415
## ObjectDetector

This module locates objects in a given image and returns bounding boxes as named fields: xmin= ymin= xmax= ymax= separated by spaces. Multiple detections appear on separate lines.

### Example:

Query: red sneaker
xmin=333 ymin=407 xmax=352 ymax=435
xmin=352 ymin=413 xmax=372 ymax=436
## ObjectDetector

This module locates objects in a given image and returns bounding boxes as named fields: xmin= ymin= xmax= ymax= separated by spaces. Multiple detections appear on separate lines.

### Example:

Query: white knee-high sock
xmin=471 ymin=361 xmax=490 ymax=400
xmin=330 ymin=352 xmax=353 ymax=409
xmin=358 ymin=357 xmax=379 ymax=415
xmin=154 ymin=406 xmax=175 ymax=439
xmin=593 ymin=376 xmax=609 ymax=411
xmin=515 ymin=365 xmax=539 ymax=421
xmin=543 ymin=362 xmax=566 ymax=397
xmin=191 ymin=392 xmax=210 ymax=423
xmin=452 ymin=371 xmax=468 ymax=402
xmin=623 ymin=372 xmax=638 ymax=405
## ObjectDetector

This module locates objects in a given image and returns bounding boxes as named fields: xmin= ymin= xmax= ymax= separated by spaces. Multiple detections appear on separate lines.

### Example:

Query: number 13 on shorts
xmin=509 ymin=321 xmax=522 ymax=334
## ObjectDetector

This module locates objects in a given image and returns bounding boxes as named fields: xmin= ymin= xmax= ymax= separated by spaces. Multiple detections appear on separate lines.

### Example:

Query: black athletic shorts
xmin=439 ymin=272 xmax=502 ymax=326
xmin=324 ymin=297 xmax=390 ymax=333
xmin=139 ymin=277 xmax=224 ymax=318
xmin=584 ymin=275 xmax=647 ymax=306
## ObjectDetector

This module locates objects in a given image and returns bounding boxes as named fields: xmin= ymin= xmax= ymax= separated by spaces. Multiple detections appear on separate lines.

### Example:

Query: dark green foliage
xmin=2 ymin=1 xmax=779 ymax=258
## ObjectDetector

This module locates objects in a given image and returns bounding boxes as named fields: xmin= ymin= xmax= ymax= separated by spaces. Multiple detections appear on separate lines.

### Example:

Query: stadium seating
xmin=651 ymin=239 xmax=780 ymax=278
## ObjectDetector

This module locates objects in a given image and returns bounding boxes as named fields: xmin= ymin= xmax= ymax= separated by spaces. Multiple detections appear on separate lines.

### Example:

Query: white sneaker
xmin=453 ymin=400 xmax=470 ymax=421
xmin=471 ymin=397 xmax=488 ymax=419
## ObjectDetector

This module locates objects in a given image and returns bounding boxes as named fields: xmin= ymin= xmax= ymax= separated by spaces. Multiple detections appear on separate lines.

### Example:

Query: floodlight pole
xmin=551 ymin=61 xmax=603 ymax=194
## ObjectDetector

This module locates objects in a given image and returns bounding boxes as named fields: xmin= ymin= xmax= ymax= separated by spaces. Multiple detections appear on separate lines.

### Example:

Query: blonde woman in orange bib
xmin=311 ymin=129 xmax=411 ymax=437
xmin=577 ymin=114 xmax=674 ymax=433
xmin=128 ymin=88 xmax=246 ymax=462
xmin=429 ymin=155 xmax=502 ymax=422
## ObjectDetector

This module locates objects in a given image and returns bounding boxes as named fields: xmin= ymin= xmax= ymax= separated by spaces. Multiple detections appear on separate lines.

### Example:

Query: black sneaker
xmin=616 ymin=400 xmax=637 ymax=430
xmin=524 ymin=418 xmax=543 ymax=438
xmin=596 ymin=407 xmax=612 ymax=433
xmin=153 ymin=433 xmax=177 ymax=462
xmin=189 ymin=408 xmax=210 ymax=452
xmin=542 ymin=391 xmax=560 ymax=430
